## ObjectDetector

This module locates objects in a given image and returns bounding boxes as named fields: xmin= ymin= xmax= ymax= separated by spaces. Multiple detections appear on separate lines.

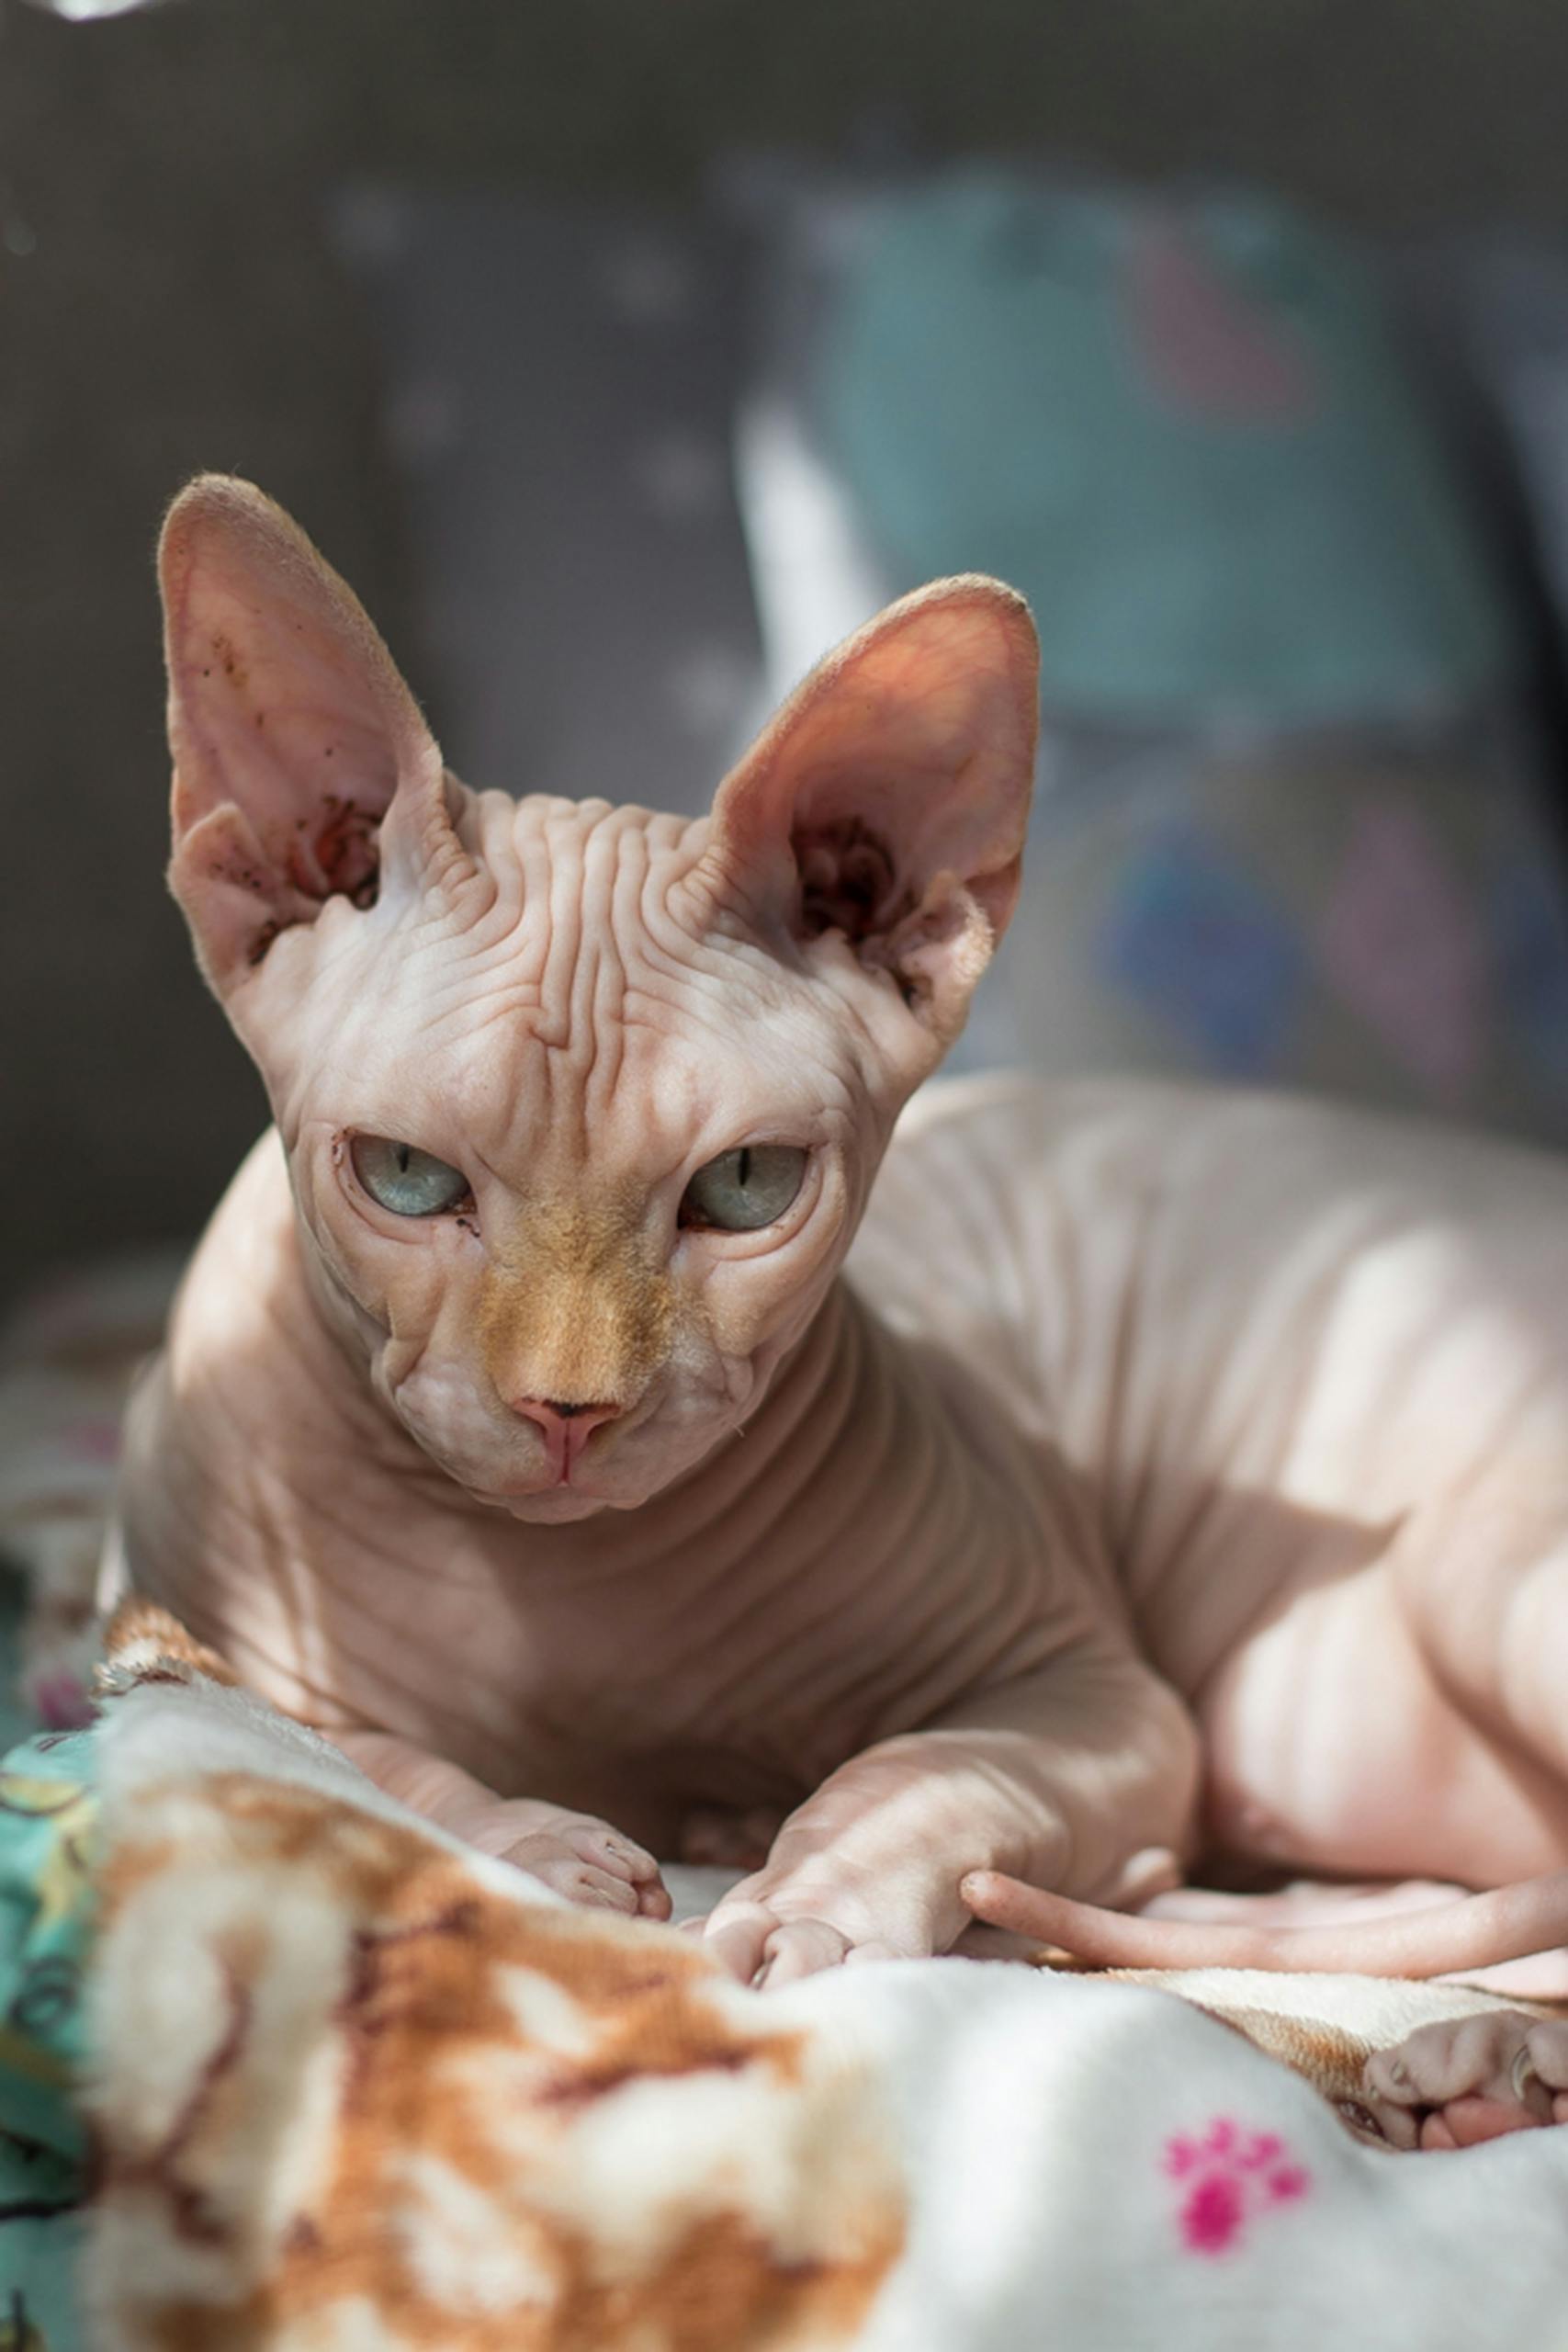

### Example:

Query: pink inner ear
xmin=708 ymin=582 xmax=1037 ymax=974
xmin=170 ymin=581 xmax=403 ymax=899
xmin=161 ymin=478 xmax=446 ymax=986
xmin=257 ymin=775 xmax=384 ymax=913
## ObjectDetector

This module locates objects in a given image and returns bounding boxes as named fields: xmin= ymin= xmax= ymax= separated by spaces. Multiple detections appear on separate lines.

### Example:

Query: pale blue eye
xmin=680 ymin=1145 xmax=807 ymax=1233
xmin=350 ymin=1135 xmax=471 ymax=1218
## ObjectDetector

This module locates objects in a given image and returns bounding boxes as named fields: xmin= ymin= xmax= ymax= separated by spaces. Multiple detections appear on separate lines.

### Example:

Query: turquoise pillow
xmin=819 ymin=173 xmax=1510 ymax=722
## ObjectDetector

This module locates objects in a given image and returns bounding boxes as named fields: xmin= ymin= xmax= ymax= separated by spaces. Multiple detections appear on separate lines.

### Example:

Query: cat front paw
xmin=702 ymin=1901 xmax=906 ymax=1986
xmin=460 ymin=1801 xmax=671 ymax=1922
xmin=699 ymin=1867 xmax=939 ymax=1987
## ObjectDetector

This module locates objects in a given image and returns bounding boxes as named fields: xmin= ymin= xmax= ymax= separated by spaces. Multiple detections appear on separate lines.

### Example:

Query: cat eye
xmin=350 ymin=1135 xmax=472 ymax=1219
xmin=680 ymin=1145 xmax=808 ymax=1234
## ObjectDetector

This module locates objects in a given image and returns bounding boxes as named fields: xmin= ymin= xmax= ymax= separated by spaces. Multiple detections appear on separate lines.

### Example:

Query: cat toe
xmin=508 ymin=1837 xmax=643 ymax=1913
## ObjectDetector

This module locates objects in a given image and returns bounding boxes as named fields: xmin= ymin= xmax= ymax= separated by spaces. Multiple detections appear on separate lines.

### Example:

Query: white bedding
xmin=74 ymin=1642 xmax=1568 ymax=2351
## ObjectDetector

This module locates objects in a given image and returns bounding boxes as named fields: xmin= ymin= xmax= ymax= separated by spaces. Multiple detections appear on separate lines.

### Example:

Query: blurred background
xmin=11 ymin=0 xmax=1568 ymax=1304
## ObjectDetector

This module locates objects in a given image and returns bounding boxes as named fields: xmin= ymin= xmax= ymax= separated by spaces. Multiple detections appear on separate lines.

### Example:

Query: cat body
xmin=120 ymin=478 xmax=1568 ymax=1986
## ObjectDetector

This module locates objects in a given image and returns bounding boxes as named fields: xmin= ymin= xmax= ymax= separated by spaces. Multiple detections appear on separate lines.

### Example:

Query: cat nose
xmin=510 ymin=1396 xmax=621 ymax=1483
xmin=513 ymin=1396 xmax=620 ymax=1431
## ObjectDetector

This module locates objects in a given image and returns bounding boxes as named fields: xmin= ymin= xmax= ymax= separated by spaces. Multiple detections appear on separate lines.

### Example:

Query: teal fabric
xmin=819 ymin=173 xmax=1511 ymax=722
xmin=0 ymin=1712 xmax=95 ymax=2352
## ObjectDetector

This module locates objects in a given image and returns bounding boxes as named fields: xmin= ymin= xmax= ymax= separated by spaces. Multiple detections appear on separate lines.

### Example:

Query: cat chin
xmin=479 ymin=1485 xmax=621 ymax=1524
xmin=456 ymin=1451 xmax=687 ymax=1521
xmin=461 ymin=1453 xmax=703 ymax=1521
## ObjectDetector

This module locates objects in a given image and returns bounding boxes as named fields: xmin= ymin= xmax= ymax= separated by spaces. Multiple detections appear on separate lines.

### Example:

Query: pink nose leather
xmin=511 ymin=1396 xmax=620 ymax=1484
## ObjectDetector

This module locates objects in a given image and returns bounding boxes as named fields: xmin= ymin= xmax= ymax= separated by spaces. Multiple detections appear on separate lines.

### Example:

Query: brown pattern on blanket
xmin=97 ymin=1595 xmax=242 ymax=1690
xmin=83 ymin=1769 xmax=905 ymax=2349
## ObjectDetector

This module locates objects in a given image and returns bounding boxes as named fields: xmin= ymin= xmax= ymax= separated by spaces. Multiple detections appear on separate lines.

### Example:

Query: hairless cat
xmin=117 ymin=477 xmax=1568 ymax=2142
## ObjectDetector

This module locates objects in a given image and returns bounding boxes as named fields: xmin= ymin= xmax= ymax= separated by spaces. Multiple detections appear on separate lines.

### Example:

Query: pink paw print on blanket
xmin=1164 ymin=2117 xmax=1309 ymax=2256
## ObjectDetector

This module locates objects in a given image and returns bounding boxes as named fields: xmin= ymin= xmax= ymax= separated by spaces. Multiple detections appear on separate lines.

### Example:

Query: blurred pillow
xmin=964 ymin=722 xmax=1568 ymax=1121
xmin=732 ymin=165 xmax=1519 ymax=719
xmin=730 ymin=162 xmax=1568 ymax=1137
xmin=824 ymin=174 xmax=1512 ymax=724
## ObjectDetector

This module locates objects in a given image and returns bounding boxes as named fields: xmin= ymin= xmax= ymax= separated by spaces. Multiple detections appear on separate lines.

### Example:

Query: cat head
xmin=160 ymin=477 xmax=1037 ymax=1521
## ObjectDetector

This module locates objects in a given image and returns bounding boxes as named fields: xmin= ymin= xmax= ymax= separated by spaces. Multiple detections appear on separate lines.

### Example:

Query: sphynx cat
xmin=118 ymin=477 xmax=1568 ymax=2148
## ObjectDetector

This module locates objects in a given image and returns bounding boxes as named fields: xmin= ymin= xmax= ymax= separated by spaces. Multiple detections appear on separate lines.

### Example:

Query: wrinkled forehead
xmin=280 ymin=792 xmax=862 ymax=1182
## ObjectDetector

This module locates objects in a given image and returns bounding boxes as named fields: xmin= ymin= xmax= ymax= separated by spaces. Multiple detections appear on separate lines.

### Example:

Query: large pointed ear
xmin=159 ymin=476 xmax=460 ymax=995
xmin=701 ymin=576 xmax=1037 ymax=1056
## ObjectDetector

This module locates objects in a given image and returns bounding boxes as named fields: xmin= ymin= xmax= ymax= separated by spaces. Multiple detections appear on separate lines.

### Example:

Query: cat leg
xmin=1359 ymin=2011 xmax=1568 ymax=2150
xmin=330 ymin=1729 xmax=671 ymax=1921
xmin=700 ymin=1642 xmax=1200 ymax=1986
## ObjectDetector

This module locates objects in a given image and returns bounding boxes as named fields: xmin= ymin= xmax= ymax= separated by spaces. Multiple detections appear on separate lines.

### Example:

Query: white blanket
xmin=77 ymin=1631 xmax=1568 ymax=2352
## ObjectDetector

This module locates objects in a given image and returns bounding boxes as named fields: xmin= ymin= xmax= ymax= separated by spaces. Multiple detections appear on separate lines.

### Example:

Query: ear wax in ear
xmin=795 ymin=818 xmax=910 ymax=944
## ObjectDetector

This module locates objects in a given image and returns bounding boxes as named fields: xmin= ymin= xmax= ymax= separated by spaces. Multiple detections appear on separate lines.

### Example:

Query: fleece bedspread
xmin=0 ymin=1615 xmax=1562 ymax=2349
